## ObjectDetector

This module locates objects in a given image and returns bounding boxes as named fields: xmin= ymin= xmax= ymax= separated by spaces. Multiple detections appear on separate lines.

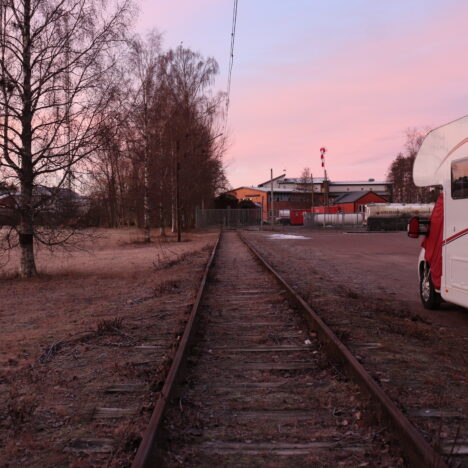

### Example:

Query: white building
xmin=257 ymin=175 xmax=391 ymax=200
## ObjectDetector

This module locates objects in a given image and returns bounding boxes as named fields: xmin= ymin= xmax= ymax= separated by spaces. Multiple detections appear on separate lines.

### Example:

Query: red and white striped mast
xmin=320 ymin=147 xmax=329 ymax=212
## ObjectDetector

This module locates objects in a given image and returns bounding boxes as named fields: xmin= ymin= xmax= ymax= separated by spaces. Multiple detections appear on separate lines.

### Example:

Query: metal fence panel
xmin=196 ymin=208 xmax=262 ymax=229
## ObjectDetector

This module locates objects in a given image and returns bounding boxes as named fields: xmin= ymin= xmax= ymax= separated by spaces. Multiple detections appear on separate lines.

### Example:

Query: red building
xmin=332 ymin=191 xmax=388 ymax=213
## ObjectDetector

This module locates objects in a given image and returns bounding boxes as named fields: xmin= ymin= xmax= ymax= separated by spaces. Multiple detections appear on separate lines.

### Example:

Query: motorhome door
xmin=443 ymin=156 xmax=468 ymax=308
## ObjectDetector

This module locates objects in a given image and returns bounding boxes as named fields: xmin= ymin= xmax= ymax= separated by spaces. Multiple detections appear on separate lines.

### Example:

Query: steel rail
xmin=239 ymin=231 xmax=447 ymax=468
xmin=131 ymin=233 xmax=221 ymax=468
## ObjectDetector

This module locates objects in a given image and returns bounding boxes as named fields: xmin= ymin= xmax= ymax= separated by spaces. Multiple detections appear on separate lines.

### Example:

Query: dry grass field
xmin=0 ymin=228 xmax=218 ymax=466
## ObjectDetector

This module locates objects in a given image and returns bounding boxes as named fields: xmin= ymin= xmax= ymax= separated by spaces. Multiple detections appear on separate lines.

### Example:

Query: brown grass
xmin=0 ymin=227 xmax=218 ymax=466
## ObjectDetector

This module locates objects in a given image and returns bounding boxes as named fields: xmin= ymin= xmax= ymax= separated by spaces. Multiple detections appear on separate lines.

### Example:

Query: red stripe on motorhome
xmin=443 ymin=228 xmax=468 ymax=245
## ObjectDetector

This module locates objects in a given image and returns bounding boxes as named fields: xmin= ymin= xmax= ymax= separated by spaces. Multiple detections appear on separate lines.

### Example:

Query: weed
xmin=7 ymin=387 xmax=38 ymax=428
xmin=154 ymin=251 xmax=192 ymax=270
xmin=154 ymin=279 xmax=179 ymax=297
xmin=335 ymin=329 xmax=351 ymax=343
xmin=342 ymin=286 xmax=359 ymax=299
xmin=97 ymin=317 xmax=123 ymax=335
xmin=153 ymin=243 xmax=213 ymax=271
xmin=382 ymin=317 xmax=433 ymax=342
xmin=39 ymin=340 xmax=64 ymax=364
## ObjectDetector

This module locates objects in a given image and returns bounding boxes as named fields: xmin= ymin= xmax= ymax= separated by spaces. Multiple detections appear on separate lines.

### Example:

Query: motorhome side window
xmin=451 ymin=157 xmax=468 ymax=199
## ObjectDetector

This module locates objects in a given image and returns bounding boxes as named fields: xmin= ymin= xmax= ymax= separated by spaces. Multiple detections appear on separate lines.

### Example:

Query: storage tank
xmin=304 ymin=212 xmax=364 ymax=226
xmin=365 ymin=203 xmax=434 ymax=231
xmin=365 ymin=203 xmax=434 ymax=220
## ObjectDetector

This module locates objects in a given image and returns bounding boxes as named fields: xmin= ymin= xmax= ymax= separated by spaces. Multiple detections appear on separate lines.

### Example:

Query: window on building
xmin=452 ymin=157 xmax=468 ymax=199
xmin=273 ymin=193 xmax=290 ymax=202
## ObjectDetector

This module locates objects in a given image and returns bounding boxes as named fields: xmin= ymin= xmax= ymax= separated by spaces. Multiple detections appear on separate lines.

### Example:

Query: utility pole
xmin=270 ymin=168 xmax=274 ymax=227
xmin=310 ymin=172 xmax=315 ymax=212
xmin=320 ymin=147 xmax=329 ymax=227
xmin=320 ymin=147 xmax=329 ymax=212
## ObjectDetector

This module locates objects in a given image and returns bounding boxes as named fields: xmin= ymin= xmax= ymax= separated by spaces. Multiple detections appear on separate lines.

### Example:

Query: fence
xmin=304 ymin=212 xmax=365 ymax=228
xmin=196 ymin=208 xmax=262 ymax=229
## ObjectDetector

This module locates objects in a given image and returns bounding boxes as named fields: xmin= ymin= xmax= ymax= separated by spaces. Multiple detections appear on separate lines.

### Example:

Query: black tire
xmin=419 ymin=263 xmax=441 ymax=310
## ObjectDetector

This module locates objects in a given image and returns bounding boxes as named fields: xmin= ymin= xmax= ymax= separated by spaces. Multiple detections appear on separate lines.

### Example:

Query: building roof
xmin=255 ymin=187 xmax=308 ymax=193
xmin=332 ymin=191 xmax=387 ymax=204
xmin=229 ymin=186 xmax=390 ymax=196
xmin=257 ymin=174 xmax=286 ymax=187
xmin=279 ymin=177 xmax=325 ymax=184
xmin=257 ymin=175 xmax=389 ymax=187
xmin=331 ymin=190 xmax=389 ymax=197
xmin=228 ymin=186 xmax=267 ymax=193
xmin=229 ymin=186 xmax=301 ymax=193
xmin=330 ymin=180 xmax=388 ymax=185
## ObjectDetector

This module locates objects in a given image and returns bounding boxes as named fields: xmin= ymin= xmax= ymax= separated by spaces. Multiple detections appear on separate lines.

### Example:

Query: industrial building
xmin=226 ymin=175 xmax=391 ymax=220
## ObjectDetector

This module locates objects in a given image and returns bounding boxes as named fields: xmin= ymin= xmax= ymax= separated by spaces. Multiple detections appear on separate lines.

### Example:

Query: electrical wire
xmin=225 ymin=0 xmax=238 ymax=121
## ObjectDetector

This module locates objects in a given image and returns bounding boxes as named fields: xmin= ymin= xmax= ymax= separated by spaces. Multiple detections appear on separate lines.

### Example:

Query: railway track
xmin=132 ymin=231 xmax=447 ymax=467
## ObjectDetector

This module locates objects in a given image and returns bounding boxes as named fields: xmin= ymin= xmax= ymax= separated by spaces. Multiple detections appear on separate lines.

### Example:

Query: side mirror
xmin=407 ymin=216 xmax=430 ymax=238
xmin=408 ymin=217 xmax=420 ymax=238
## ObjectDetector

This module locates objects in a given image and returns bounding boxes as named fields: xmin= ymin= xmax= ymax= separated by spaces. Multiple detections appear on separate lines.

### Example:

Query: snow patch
xmin=268 ymin=234 xmax=309 ymax=240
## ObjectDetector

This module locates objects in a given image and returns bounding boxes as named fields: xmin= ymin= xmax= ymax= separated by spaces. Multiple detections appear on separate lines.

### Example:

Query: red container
xmin=290 ymin=209 xmax=311 ymax=225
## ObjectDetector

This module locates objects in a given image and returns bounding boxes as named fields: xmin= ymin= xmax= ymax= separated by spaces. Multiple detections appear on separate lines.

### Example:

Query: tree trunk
xmin=142 ymin=82 xmax=151 ymax=242
xmin=19 ymin=181 xmax=37 ymax=278
xmin=19 ymin=0 xmax=37 ymax=278
xmin=159 ymin=178 xmax=166 ymax=238
xmin=19 ymin=234 xmax=37 ymax=278
xmin=175 ymin=141 xmax=181 ymax=242
xmin=171 ymin=199 xmax=176 ymax=233
xmin=143 ymin=155 xmax=151 ymax=241
xmin=171 ymin=154 xmax=176 ymax=233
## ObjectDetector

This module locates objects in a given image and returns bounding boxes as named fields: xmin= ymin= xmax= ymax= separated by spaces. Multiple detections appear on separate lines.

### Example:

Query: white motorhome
xmin=408 ymin=116 xmax=468 ymax=309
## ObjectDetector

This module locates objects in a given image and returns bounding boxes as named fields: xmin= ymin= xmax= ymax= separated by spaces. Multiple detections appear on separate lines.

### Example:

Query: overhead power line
xmin=225 ymin=0 xmax=238 ymax=120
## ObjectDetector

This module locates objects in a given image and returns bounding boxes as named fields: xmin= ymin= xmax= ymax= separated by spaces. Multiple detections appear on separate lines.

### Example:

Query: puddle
xmin=268 ymin=234 xmax=309 ymax=240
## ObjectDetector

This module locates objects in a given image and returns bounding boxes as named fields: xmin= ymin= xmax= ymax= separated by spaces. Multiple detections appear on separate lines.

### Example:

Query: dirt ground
xmin=0 ymin=228 xmax=218 ymax=467
xmin=258 ymin=227 xmax=468 ymax=335
xmin=243 ymin=227 xmax=467 ymax=464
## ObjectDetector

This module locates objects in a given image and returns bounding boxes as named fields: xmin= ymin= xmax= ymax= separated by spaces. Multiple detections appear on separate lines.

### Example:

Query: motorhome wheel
xmin=420 ymin=264 xmax=441 ymax=310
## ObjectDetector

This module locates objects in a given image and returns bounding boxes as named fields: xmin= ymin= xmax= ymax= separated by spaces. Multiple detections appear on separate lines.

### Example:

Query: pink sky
xmin=137 ymin=1 xmax=468 ymax=188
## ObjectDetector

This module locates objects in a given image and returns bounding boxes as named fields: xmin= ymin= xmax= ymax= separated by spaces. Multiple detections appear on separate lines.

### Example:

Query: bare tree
xmin=126 ymin=31 xmax=163 ymax=242
xmin=160 ymin=45 xmax=220 ymax=240
xmin=0 ymin=0 xmax=133 ymax=277
xmin=387 ymin=128 xmax=439 ymax=203
xmin=297 ymin=167 xmax=316 ymax=209
xmin=86 ymin=42 xmax=227 ymax=240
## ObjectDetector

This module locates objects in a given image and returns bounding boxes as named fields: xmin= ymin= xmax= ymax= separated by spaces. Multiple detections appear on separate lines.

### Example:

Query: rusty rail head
xmin=239 ymin=231 xmax=447 ymax=468
xmin=131 ymin=232 xmax=221 ymax=468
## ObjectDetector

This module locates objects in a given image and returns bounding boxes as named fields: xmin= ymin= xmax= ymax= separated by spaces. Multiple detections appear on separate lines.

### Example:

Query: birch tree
xmin=126 ymin=32 xmax=164 ymax=242
xmin=0 ymin=0 xmax=133 ymax=277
